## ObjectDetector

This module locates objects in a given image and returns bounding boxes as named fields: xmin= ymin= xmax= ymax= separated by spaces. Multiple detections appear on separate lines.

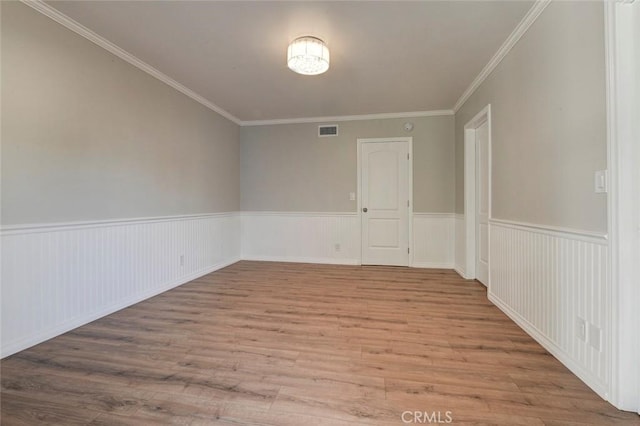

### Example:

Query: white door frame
xmin=605 ymin=0 xmax=640 ymax=413
xmin=463 ymin=105 xmax=492 ymax=282
xmin=357 ymin=137 xmax=413 ymax=267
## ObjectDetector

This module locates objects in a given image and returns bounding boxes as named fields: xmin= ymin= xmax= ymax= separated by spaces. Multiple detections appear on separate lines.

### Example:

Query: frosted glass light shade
xmin=287 ymin=36 xmax=330 ymax=75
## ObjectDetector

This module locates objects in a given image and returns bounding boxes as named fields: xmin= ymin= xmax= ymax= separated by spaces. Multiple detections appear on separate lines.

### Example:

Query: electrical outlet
xmin=334 ymin=243 xmax=341 ymax=252
xmin=577 ymin=317 xmax=586 ymax=341
xmin=180 ymin=254 xmax=184 ymax=267
xmin=589 ymin=324 xmax=601 ymax=351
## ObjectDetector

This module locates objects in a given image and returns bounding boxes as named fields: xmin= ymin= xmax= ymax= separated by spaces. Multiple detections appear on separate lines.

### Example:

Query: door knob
xmin=362 ymin=207 xmax=368 ymax=212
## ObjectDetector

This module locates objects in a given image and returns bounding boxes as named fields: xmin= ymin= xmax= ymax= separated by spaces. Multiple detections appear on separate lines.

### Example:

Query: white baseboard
xmin=453 ymin=266 xmax=469 ymax=279
xmin=490 ymin=293 xmax=608 ymax=399
xmin=413 ymin=262 xmax=455 ymax=269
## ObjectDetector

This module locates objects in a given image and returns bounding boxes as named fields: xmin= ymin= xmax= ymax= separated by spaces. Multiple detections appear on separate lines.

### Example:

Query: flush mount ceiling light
xmin=287 ymin=36 xmax=330 ymax=75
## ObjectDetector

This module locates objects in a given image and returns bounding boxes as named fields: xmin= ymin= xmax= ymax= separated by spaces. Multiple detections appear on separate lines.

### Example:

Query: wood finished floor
xmin=1 ymin=261 xmax=638 ymax=425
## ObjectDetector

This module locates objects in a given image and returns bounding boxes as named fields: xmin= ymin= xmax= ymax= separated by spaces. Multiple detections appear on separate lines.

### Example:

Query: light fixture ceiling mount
xmin=287 ymin=36 xmax=330 ymax=76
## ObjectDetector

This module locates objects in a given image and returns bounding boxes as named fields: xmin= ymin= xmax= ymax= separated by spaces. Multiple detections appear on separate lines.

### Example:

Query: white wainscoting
xmin=0 ymin=213 xmax=241 ymax=358
xmin=241 ymin=212 xmax=360 ymax=265
xmin=489 ymin=219 xmax=610 ymax=399
xmin=412 ymin=213 xmax=455 ymax=268
xmin=241 ymin=211 xmax=456 ymax=268
xmin=454 ymin=213 xmax=467 ymax=277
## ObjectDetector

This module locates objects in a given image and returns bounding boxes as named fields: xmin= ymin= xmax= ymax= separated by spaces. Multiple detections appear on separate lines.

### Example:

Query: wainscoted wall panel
xmin=0 ymin=213 xmax=240 ymax=358
xmin=241 ymin=212 xmax=456 ymax=268
xmin=240 ymin=212 xmax=361 ymax=265
xmin=412 ymin=214 xmax=455 ymax=268
xmin=454 ymin=214 xmax=466 ymax=277
xmin=489 ymin=219 xmax=609 ymax=398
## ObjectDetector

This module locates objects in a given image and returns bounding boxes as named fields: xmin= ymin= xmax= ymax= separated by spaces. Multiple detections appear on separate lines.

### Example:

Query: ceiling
xmin=45 ymin=1 xmax=534 ymax=123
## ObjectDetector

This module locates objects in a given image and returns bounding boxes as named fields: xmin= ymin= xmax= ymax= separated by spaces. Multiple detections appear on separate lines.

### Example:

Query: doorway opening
xmin=464 ymin=105 xmax=492 ymax=286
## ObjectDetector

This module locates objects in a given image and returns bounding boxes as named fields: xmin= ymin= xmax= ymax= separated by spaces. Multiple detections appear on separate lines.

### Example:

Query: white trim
xmin=605 ymin=0 xmax=640 ymax=412
xmin=452 ymin=1 xmax=551 ymax=112
xmin=463 ymin=105 xmax=492 ymax=282
xmin=241 ymin=110 xmax=454 ymax=127
xmin=453 ymin=213 xmax=469 ymax=279
xmin=20 ymin=0 xmax=242 ymax=125
xmin=464 ymin=131 xmax=477 ymax=279
xmin=357 ymin=137 xmax=413 ymax=267
xmin=1 ymin=212 xmax=239 ymax=235
xmin=453 ymin=266 xmax=468 ymax=279
xmin=489 ymin=218 xmax=608 ymax=245
xmin=489 ymin=293 xmax=609 ymax=399
xmin=357 ymin=142 xmax=363 ymax=263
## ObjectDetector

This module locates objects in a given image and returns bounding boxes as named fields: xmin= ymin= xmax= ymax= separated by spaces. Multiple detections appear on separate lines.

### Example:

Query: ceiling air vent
xmin=318 ymin=124 xmax=338 ymax=137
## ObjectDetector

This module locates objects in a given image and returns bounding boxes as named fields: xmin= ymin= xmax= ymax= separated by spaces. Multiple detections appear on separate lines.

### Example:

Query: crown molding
xmin=240 ymin=109 xmax=454 ymax=127
xmin=20 ymin=0 xmax=242 ymax=125
xmin=22 ymin=0 xmax=538 ymax=125
xmin=18 ymin=1 xmax=453 ymax=128
xmin=452 ymin=0 xmax=552 ymax=113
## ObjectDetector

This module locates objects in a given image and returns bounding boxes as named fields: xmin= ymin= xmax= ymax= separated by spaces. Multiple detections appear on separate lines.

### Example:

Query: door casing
xmin=463 ymin=105 xmax=492 ymax=284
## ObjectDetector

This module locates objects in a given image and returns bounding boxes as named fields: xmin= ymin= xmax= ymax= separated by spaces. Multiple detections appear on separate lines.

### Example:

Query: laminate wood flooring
xmin=2 ymin=261 xmax=638 ymax=425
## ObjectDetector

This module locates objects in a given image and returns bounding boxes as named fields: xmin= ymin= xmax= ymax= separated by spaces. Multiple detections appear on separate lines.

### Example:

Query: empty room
xmin=1 ymin=0 xmax=639 ymax=424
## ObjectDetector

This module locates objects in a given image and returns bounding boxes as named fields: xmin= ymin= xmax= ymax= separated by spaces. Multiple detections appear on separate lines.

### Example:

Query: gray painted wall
xmin=5 ymin=1 xmax=603 ymax=228
xmin=1 ymin=2 xmax=240 ymax=225
xmin=455 ymin=1 xmax=607 ymax=233
xmin=240 ymin=116 xmax=454 ymax=213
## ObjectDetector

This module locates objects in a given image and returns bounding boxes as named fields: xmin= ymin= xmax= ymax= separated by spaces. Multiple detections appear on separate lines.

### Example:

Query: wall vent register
xmin=318 ymin=125 xmax=338 ymax=137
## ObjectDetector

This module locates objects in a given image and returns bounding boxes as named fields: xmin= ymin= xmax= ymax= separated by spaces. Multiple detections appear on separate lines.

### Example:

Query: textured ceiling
xmin=47 ymin=1 xmax=534 ymax=122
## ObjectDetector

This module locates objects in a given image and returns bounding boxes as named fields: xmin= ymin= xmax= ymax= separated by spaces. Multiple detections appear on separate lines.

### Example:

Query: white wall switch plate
xmin=595 ymin=170 xmax=607 ymax=193
xmin=349 ymin=192 xmax=356 ymax=201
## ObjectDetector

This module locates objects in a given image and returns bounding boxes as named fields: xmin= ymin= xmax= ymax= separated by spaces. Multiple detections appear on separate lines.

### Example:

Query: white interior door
xmin=475 ymin=121 xmax=489 ymax=285
xmin=360 ymin=140 xmax=410 ymax=266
